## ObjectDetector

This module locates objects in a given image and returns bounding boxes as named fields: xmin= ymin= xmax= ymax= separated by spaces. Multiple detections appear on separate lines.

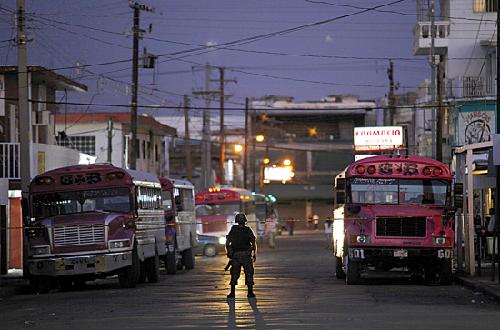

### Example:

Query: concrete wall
xmin=8 ymin=197 xmax=22 ymax=269
xmin=32 ymin=143 xmax=81 ymax=176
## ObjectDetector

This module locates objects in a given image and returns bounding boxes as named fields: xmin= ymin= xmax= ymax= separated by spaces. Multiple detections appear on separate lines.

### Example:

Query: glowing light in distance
xmin=234 ymin=144 xmax=243 ymax=153
xmin=255 ymin=135 xmax=265 ymax=142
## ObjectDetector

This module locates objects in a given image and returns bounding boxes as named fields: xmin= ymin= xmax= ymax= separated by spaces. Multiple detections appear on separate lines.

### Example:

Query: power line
xmin=0 ymin=0 xmax=423 ymax=76
xmin=303 ymin=0 xmax=497 ymax=23
xmin=28 ymin=14 xmax=131 ymax=50
xmin=0 ymin=95 xmax=465 ymax=111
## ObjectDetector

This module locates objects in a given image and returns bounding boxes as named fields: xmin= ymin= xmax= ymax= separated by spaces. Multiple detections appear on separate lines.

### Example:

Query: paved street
xmin=1 ymin=231 xmax=500 ymax=329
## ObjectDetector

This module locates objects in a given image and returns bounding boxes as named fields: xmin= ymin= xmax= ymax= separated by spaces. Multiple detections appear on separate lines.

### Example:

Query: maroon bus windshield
xmin=349 ymin=178 xmax=449 ymax=206
xmin=32 ymin=187 xmax=132 ymax=218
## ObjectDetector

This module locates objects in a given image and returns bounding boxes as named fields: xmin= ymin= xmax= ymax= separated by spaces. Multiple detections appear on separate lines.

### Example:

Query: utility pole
xmin=386 ymin=60 xmax=395 ymax=126
xmin=129 ymin=2 xmax=153 ymax=170
xmin=107 ymin=118 xmax=113 ymax=163
xmin=211 ymin=67 xmax=236 ymax=185
xmin=17 ymin=0 xmax=31 ymax=197
xmin=436 ymin=57 xmax=444 ymax=162
xmin=430 ymin=0 xmax=437 ymax=159
xmin=193 ymin=64 xmax=219 ymax=189
xmin=183 ymin=95 xmax=193 ymax=182
xmin=219 ymin=67 xmax=225 ymax=185
xmin=244 ymin=98 xmax=249 ymax=189
xmin=252 ymin=105 xmax=257 ymax=192
xmin=495 ymin=0 xmax=500 ymax=284
xmin=203 ymin=64 xmax=211 ymax=189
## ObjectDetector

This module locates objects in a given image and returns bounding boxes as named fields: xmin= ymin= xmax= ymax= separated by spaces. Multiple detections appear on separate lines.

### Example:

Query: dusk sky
xmin=0 ymin=0 xmax=427 ymax=127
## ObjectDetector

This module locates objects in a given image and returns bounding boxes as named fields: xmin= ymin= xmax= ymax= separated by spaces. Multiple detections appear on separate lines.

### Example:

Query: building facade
xmin=414 ymin=0 xmax=498 ymax=274
xmin=414 ymin=0 xmax=497 ymax=160
xmin=54 ymin=112 xmax=177 ymax=177
xmin=0 ymin=66 xmax=87 ymax=274
xmin=251 ymin=95 xmax=377 ymax=222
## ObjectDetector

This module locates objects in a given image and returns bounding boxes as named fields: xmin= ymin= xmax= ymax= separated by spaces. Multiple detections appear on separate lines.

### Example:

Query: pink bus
xmin=27 ymin=164 xmax=165 ymax=292
xmin=333 ymin=155 xmax=455 ymax=285
xmin=195 ymin=187 xmax=256 ymax=256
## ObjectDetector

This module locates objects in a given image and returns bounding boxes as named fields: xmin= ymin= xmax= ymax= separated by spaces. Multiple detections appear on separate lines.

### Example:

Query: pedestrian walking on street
xmin=264 ymin=214 xmax=277 ymax=248
xmin=313 ymin=214 xmax=320 ymax=230
xmin=225 ymin=213 xmax=257 ymax=298
xmin=287 ymin=217 xmax=295 ymax=236
xmin=325 ymin=218 xmax=333 ymax=249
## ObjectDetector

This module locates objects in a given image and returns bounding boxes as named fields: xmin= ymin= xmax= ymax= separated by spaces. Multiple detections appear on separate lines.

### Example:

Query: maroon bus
xmin=160 ymin=177 xmax=197 ymax=274
xmin=27 ymin=164 xmax=165 ymax=292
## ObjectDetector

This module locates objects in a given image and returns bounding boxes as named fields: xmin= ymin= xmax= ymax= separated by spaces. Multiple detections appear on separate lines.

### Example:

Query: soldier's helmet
xmin=235 ymin=213 xmax=247 ymax=224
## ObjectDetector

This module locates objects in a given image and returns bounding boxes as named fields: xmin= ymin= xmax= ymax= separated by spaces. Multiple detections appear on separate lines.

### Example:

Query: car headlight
xmin=31 ymin=245 xmax=50 ymax=256
xmin=108 ymin=239 xmax=131 ymax=250
xmin=218 ymin=236 xmax=226 ymax=245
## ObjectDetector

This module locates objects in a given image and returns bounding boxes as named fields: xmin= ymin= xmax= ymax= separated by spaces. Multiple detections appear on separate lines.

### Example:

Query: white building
xmin=54 ymin=112 xmax=177 ymax=177
xmin=413 ymin=0 xmax=497 ymax=161
xmin=0 ymin=66 xmax=87 ymax=274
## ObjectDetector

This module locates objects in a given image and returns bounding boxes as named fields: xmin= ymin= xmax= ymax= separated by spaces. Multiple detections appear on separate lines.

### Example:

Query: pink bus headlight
xmin=356 ymin=235 xmax=370 ymax=244
xmin=432 ymin=237 xmax=447 ymax=245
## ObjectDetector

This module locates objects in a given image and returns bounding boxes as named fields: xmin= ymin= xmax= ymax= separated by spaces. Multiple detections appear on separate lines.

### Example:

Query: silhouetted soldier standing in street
xmin=226 ymin=213 xmax=257 ymax=298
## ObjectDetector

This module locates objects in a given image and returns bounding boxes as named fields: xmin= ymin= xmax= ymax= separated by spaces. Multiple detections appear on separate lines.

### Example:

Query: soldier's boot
xmin=247 ymin=285 xmax=255 ymax=298
xmin=227 ymin=285 xmax=235 ymax=298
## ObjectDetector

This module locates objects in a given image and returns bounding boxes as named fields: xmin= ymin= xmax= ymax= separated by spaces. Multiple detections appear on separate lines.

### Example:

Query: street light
xmin=234 ymin=144 xmax=243 ymax=153
xmin=283 ymin=159 xmax=291 ymax=166
xmin=255 ymin=134 xmax=265 ymax=143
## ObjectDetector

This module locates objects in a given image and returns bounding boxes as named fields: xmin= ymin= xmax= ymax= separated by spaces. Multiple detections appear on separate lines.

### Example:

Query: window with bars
xmin=56 ymin=135 xmax=96 ymax=156
xmin=473 ymin=0 xmax=498 ymax=12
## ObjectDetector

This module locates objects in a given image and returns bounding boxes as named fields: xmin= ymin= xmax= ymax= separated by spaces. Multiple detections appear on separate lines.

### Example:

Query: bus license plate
xmin=394 ymin=249 xmax=408 ymax=258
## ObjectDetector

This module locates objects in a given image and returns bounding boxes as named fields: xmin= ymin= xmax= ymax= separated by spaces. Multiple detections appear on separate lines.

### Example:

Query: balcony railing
xmin=413 ymin=21 xmax=450 ymax=55
xmin=0 ymin=143 xmax=20 ymax=179
xmin=446 ymin=76 xmax=496 ymax=98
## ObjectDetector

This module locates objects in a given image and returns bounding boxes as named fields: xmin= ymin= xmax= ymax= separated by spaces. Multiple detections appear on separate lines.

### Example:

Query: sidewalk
xmin=0 ymin=269 xmax=28 ymax=299
xmin=455 ymin=265 xmax=500 ymax=302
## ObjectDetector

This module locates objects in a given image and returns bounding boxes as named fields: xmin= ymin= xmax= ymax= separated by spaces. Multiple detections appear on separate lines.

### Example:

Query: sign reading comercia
xmin=354 ymin=126 xmax=404 ymax=152
xmin=264 ymin=166 xmax=294 ymax=182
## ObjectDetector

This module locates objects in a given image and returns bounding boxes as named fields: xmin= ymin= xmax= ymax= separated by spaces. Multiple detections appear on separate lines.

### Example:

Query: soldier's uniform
xmin=226 ymin=214 xmax=257 ymax=298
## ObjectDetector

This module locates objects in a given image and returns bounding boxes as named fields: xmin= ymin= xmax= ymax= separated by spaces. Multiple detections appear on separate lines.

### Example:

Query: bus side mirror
xmin=335 ymin=178 xmax=346 ymax=205
xmin=335 ymin=178 xmax=346 ymax=190
xmin=453 ymin=183 xmax=463 ymax=208
xmin=336 ymin=191 xmax=346 ymax=205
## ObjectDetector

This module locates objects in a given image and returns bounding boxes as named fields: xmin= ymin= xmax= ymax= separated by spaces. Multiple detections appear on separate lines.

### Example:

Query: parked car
xmin=194 ymin=234 xmax=226 ymax=257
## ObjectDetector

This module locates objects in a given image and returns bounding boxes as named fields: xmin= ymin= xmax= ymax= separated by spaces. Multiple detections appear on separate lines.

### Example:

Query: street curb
xmin=455 ymin=276 xmax=500 ymax=303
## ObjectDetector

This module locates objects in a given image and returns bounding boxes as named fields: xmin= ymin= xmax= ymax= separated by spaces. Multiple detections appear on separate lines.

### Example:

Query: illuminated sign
xmin=354 ymin=126 xmax=404 ymax=152
xmin=354 ymin=154 xmax=376 ymax=161
xmin=264 ymin=165 xmax=294 ymax=182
